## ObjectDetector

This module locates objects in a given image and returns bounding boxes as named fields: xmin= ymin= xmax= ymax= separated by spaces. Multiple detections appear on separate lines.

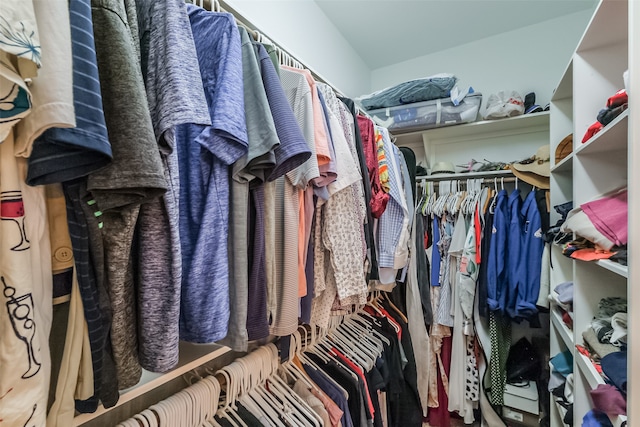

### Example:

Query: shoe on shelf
xmin=524 ymin=92 xmax=544 ymax=114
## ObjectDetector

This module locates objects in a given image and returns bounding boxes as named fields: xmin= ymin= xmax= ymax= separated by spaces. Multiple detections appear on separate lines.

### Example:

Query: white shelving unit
xmin=549 ymin=1 xmax=635 ymax=425
xmin=394 ymin=111 xmax=550 ymax=174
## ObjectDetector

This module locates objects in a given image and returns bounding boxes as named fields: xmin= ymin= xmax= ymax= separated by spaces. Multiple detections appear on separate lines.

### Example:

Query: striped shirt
xmin=27 ymin=0 xmax=112 ymax=186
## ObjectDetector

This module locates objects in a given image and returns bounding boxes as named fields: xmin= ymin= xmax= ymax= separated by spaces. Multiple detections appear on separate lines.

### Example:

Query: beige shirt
xmin=14 ymin=0 xmax=75 ymax=158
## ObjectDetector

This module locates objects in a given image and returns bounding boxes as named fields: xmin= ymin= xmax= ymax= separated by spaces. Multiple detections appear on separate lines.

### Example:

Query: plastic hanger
xmin=248 ymin=350 xmax=300 ymax=427
xmin=335 ymin=324 xmax=378 ymax=370
xmin=215 ymin=369 xmax=243 ymax=427
xmin=225 ymin=363 xmax=251 ymax=427
xmin=201 ymin=376 xmax=222 ymax=426
xmin=235 ymin=352 xmax=285 ymax=427
xmin=328 ymin=329 xmax=368 ymax=370
xmin=260 ymin=353 xmax=318 ymax=427
xmin=313 ymin=334 xmax=359 ymax=382
xmin=351 ymin=312 xmax=390 ymax=346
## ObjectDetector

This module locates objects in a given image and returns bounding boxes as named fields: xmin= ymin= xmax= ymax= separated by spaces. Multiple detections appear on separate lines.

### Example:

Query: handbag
xmin=506 ymin=337 xmax=541 ymax=384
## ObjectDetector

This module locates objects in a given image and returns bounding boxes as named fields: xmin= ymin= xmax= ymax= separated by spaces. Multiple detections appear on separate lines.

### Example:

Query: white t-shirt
xmin=0 ymin=131 xmax=52 ymax=427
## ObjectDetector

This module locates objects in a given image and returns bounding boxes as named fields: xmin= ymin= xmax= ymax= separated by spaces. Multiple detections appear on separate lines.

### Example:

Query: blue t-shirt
xmin=178 ymin=6 xmax=248 ymax=343
xmin=252 ymin=42 xmax=311 ymax=181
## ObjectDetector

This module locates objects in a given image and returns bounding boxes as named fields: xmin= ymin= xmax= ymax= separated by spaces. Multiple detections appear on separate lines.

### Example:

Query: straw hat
xmin=431 ymin=161 xmax=456 ymax=175
xmin=510 ymin=145 xmax=550 ymax=189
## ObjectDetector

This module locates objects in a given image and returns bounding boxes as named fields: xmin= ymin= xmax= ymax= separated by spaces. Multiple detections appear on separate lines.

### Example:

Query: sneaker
xmin=524 ymin=92 xmax=543 ymax=114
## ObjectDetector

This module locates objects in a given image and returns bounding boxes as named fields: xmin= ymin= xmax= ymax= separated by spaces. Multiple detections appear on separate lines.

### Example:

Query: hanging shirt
xmin=252 ymin=43 xmax=311 ymax=181
xmin=505 ymin=188 xmax=523 ymax=319
xmin=459 ymin=207 xmax=481 ymax=323
xmin=81 ymin=0 xmax=170 ymax=391
xmin=0 ymin=133 xmax=52 ymax=427
xmin=486 ymin=189 xmax=508 ymax=312
xmin=27 ymin=0 xmax=112 ymax=186
xmin=134 ymin=0 xmax=211 ymax=371
xmin=377 ymin=127 xmax=409 ymax=285
xmin=178 ymin=6 xmax=248 ymax=342
xmin=13 ymin=0 xmax=75 ymax=158
xmin=281 ymin=66 xmax=332 ymax=171
xmin=341 ymin=98 xmax=381 ymax=282
xmin=225 ymin=25 xmax=280 ymax=349
xmin=357 ymin=115 xmax=388 ymax=218
xmin=430 ymin=215 xmax=442 ymax=287
xmin=516 ymin=190 xmax=543 ymax=320
xmin=279 ymin=68 xmax=320 ymax=189
xmin=0 ymin=1 xmax=40 ymax=80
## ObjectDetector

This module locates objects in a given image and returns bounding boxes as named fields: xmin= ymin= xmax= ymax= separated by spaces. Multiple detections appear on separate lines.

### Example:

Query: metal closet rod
xmin=416 ymin=177 xmax=518 ymax=186
xmin=190 ymin=0 xmax=346 ymax=98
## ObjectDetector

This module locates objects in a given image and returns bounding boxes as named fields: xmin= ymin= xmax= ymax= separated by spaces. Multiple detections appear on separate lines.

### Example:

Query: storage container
xmin=367 ymin=93 xmax=482 ymax=133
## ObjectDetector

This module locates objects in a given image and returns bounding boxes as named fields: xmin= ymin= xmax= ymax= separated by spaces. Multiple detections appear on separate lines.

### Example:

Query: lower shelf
xmin=73 ymin=343 xmax=230 ymax=426
xmin=553 ymin=399 xmax=569 ymax=426
xmin=576 ymin=351 xmax=604 ymax=390
xmin=551 ymin=307 xmax=574 ymax=352
xmin=575 ymin=350 xmax=628 ymax=427
xmin=610 ymin=414 xmax=627 ymax=427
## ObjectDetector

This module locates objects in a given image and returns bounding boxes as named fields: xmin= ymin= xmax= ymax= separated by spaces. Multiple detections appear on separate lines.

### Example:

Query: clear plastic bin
xmin=368 ymin=93 xmax=482 ymax=133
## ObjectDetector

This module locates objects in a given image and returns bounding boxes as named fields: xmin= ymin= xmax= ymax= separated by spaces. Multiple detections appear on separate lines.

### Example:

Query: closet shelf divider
xmin=551 ymin=153 xmax=573 ymax=174
xmin=575 ymin=350 xmax=605 ymax=390
xmin=574 ymin=110 xmax=628 ymax=156
xmin=551 ymin=307 xmax=574 ymax=353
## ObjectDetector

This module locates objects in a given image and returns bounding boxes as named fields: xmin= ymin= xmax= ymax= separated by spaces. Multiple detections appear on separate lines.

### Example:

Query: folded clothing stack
xmin=558 ymin=188 xmax=627 ymax=264
xmin=590 ymin=297 xmax=627 ymax=348
xmin=582 ymin=89 xmax=628 ymax=143
xmin=358 ymin=74 xmax=457 ymax=110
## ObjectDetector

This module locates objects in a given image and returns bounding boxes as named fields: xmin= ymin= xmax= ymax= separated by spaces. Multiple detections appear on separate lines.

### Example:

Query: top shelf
xmin=393 ymin=111 xmax=550 ymax=141
xmin=577 ymin=0 xmax=628 ymax=52
xmin=552 ymin=59 xmax=573 ymax=101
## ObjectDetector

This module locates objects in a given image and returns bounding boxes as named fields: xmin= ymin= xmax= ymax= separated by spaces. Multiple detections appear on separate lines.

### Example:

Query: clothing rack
xmin=188 ymin=0 xmax=346 ymax=98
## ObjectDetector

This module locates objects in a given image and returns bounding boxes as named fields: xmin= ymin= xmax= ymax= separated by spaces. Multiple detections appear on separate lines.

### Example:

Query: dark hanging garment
xmin=415 ymin=213 xmax=433 ymax=326
xmin=478 ymin=209 xmax=495 ymax=319
xmin=380 ymin=303 xmax=423 ymax=427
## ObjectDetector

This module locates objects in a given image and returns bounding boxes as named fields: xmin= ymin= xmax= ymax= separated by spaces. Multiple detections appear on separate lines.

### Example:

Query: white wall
xmin=224 ymin=0 xmax=371 ymax=97
xmin=370 ymin=10 xmax=595 ymax=111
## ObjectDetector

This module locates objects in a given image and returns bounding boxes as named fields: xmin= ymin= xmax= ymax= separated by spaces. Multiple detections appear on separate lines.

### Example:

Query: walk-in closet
xmin=0 ymin=0 xmax=636 ymax=426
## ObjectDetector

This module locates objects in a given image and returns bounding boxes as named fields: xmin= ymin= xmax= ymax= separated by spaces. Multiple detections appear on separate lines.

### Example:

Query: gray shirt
xmin=134 ymin=0 xmax=211 ymax=372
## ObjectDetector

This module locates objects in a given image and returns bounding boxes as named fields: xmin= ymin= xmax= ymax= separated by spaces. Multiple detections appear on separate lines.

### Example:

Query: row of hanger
xmin=417 ymin=176 xmax=523 ymax=217
xmin=116 ymin=299 xmax=403 ymax=427
xmin=116 ymin=368 xmax=221 ymax=427
xmin=188 ymin=0 xmax=305 ymax=70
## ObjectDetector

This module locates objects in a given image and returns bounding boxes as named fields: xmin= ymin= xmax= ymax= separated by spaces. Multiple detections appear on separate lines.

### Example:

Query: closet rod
xmin=190 ymin=0 xmax=346 ymax=98
xmin=417 ymin=177 xmax=519 ymax=186
xmin=415 ymin=169 xmax=514 ymax=182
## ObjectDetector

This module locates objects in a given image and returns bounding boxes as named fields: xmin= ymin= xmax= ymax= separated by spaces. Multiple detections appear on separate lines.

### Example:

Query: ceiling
xmin=314 ymin=0 xmax=597 ymax=70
